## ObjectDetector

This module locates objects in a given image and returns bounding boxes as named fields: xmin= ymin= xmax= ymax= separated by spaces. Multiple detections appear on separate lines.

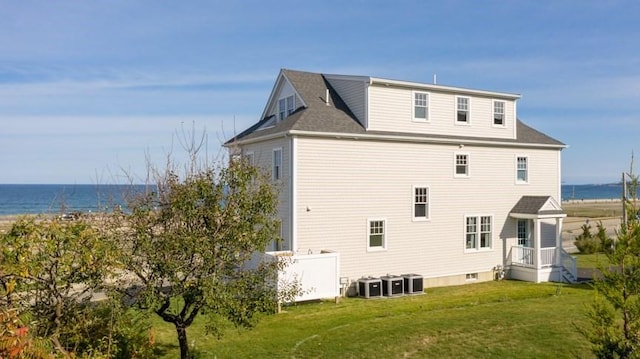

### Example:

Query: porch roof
xmin=510 ymin=196 xmax=566 ymax=219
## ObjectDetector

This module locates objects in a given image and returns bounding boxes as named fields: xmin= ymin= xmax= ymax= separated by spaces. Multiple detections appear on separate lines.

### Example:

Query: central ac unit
xmin=402 ymin=273 xmax=424 ymax=294
xmin=381 ymin=275 xmax=404 ymax=297
xmin=358 ymin=277 xmax=382 ymax=299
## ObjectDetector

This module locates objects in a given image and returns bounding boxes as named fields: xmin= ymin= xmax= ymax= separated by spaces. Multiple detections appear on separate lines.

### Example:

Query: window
xmin=244 ymin=151 xmax=254 ymax=166
xmin=272 ymin=149 xmax=282 ymax=180
xmin=278 ymin=95 xmax=294 ymax=121
xmin=413 ymin=91 xmax=429 ymax=121
xmin=465 ymin=215 xmax=492 ymax=250
xmin=517 ymin=219 xmax=530 ymax=247
xmin=466 ymin=273 xmax=478 ymax=281
xmin=493 ymin=100 xmax=505 ymax=126
xmin=413 ymin=186 xmax=430 ymax=220
xmin=516 ymin=156 xmax=528 ymax=183
xmin=455 ymin=154 xmax=469 ymax=177
xmin=368 ymin=219 xmax=386 ymax=250
xmin=456 ymin=96 xmax=470 ymax=123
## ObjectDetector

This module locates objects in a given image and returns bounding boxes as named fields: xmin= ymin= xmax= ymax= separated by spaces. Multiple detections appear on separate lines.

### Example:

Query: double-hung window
xmin=413 ymin=186 xmax=430 ymax=220
xmin=516 ymin=156 xmax=528 ymax=183
xmin=493 ymin=100 xmax=505 ymax=126
xmin=368 ymin=219 xmax=386 ymax=250
xmin=455 ymin=153 xmax=469 ymax=177
xmin=465 ymin=215 xmax=492 ymax=251
xmin=272 ymin=149 xmax=282 ymax=181
xmin=413 ymin=91 xmax=429 ymax=121
xmin=278 ymin=95 xmax=295 ymax=121
xmin=456 ymin=96 xmax=470 ymax=123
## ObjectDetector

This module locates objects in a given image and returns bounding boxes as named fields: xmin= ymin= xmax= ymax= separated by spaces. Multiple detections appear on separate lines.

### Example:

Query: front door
xmin=517 ymin=219 xmax=531 ymax=247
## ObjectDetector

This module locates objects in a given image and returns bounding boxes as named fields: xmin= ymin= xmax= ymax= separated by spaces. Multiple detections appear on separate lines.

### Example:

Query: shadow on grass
xmin=152 ymin=342 xmax=179 ymax=357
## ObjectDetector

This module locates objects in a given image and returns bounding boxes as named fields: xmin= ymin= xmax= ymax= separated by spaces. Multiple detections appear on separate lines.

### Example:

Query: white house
xmin=226 ymin=69 xmax=572 ymax=296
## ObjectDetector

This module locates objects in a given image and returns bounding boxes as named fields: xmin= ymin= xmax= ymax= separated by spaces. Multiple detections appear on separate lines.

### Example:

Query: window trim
xmin=492 ymin=100 xmax=506 ymax=127
xmin=412 ymin=91 xmax=430 ymax=122
xmin=412 ymin=185 xmax=430 ymax=221
xmin=367 ymin=218 xmax=387 ymax=251
xmin=517 ymin=219 xmax=531 ymax=247
xmin=272 ymin=148 xmax=282 ymax=181
xmin=278 ymin=95 xmax=295 ymax=121
xmin=244 ymin=151 xmax=255 ymax=166
xmin=464 ymin=215 xmax=493 ymax=252
xmin=455 ymin=96 xmax=470 ymax=124
xmin=454 ymin=153 xmax=470 ymax=178
xmin=516 ymin=156 xmax=528 ymax=184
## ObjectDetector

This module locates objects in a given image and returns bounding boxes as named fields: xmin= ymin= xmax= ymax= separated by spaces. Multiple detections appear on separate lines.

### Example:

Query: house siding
xmin=325 ymin=77 xmax=367 ymax=126
xmin=367 ymin=84 xmax=516 ymax=139
xmin=294 ymin=136 xmax=560 ymax=283
xmin=241 ymin=137 xmax=292 ymax=250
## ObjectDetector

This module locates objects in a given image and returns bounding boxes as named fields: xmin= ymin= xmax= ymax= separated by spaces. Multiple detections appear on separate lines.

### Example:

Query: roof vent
xmin=325 ymin=88 xmax=330 ymax=106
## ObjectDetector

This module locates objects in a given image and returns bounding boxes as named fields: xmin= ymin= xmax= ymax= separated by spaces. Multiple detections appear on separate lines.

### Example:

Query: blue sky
xmin=1 ymin=1 xmax=638 ymax=184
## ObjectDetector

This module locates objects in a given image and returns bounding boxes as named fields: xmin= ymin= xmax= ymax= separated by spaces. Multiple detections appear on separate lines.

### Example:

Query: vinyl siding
xmin=241 ymin=137 xmax=292 ymax=250
xmin=294 ymin=136 xmax=560 ymax=281
xmin=368 ymin=84 xmax=516 ymax=140
xmin=325 ymin=77 xmax=367 ymax=126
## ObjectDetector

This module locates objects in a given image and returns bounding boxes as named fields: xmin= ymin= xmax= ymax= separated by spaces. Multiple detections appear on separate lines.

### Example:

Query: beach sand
xmin=0 ymin=201 xmax=629 ymax=250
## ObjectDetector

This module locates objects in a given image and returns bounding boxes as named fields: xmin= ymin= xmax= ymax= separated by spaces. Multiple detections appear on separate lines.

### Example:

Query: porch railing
xmin=560 ymin=248 xmax=578 ymax=282
xmin=510 ymin=246 xmax=556 ymax=268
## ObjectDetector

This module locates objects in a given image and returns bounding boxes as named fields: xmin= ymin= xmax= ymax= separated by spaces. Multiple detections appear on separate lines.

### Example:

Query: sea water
xmin=0 ymin=184 xmax=148 ymax=216
xmin=0 ymin=183 xmax=627 ymax=216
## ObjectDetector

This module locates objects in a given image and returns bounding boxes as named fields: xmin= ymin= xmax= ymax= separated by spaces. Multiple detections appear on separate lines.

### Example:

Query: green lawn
xmin=150 ymin=281 xmax=596 ymax=358
xmin=574 ymin=252 xmax=612 ymax=269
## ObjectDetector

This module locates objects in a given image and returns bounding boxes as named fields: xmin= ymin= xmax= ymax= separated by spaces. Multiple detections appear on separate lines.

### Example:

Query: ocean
xmin=0 ymin=184 xmax=148 ymax=216
xmin=0 ymin=183 xmax=627 ymax=216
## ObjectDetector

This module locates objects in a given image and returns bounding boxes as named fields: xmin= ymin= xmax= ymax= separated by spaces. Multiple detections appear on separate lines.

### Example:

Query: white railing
xmin=560 ymin=248 xmax=578 ymax=282
xmin=540 ymin=247 xmax=557 ymax=267
xmin=511 ymin=246 xmax=535 ymax=267
xmin=510 ymin=246 xmax=557 ymax=268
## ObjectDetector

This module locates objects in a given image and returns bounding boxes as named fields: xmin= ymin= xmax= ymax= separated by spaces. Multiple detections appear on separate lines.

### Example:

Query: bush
xmin=574 ymin=221 xmax=613 ymax=254
xmin=575 ymin=223 xmax=599 ymax=254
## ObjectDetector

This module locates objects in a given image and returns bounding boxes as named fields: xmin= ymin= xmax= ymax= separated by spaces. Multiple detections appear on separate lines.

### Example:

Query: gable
xmin=259 ymin=70 xmax=306 ymax=126
xmin=510 ymin=196 xmax=565 ymax=218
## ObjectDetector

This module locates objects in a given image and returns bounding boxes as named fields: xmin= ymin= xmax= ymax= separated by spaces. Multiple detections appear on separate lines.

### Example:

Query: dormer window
xmin=456 ymin=96 xmax=470 ymax=123
xmin=278 ymin=95 xmax=295 ymax=121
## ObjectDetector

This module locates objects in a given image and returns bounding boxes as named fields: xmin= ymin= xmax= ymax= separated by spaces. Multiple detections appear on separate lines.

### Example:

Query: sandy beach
xmin=0 ymin=200 xmax=627 ymax=250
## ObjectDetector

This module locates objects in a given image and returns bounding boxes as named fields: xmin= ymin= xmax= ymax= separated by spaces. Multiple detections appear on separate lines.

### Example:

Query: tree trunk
xmin=176 ymin=323 xmax=191 ymax=359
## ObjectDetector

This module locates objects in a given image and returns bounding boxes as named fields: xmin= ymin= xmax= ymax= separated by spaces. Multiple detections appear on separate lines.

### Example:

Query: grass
xmin=574 ymin=252 xmax=612 ymax=269
xmin=150 ymin=281 xmax=596 ymax=358
xmin=562 ymin=201 xmax=623 ymax=218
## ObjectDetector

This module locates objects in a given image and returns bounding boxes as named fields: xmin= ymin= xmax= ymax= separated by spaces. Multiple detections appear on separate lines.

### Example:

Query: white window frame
xmin=367 ymin=218 xmax=387 ymax=251
xmin=493 ymin=100 xmax=506 ymax=126
xmin=412 ymin=186 xmax=430 ymax=221
xmin=454 ymin=153 xmax=470 ymax=178
xmin=516 ymin=156 xmax=528 ymax=184
xmin=464 ymin=215 xmax=493 ymax=252
xmin=456 ymin=96 xmax=470 ymax=124
xmin=412 ymin=91 xmax=430 ymax=122
xmin=278 ymin=95 xmax=295 ymax=121
xmin=517 ymin=219 xmax=531 ymax=247
xmin=244 ymin=151 xmax=254 ymax=166
xmin=272 ymin=148 xmax=282 ymax=181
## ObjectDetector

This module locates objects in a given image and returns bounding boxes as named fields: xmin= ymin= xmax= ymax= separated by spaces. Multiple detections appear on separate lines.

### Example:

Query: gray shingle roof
xmin=510 ymin=196 xmax=565 ymax=216
xmin=226 ymin=69 xmax=565 ymax=148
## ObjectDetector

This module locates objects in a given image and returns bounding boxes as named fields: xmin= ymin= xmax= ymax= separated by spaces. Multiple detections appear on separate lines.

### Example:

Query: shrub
xmin=574 ymin=223 xmax=600 ymax=254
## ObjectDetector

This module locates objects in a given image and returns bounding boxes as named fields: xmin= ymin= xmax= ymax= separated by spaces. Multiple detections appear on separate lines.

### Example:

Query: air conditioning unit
xmin=402 ymin=273 xmax=424 ymax=294
xmin=381 ymin=275 xmax=404 ymax=297
xmin=358 ymin=277 xmax=382 ymax=299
